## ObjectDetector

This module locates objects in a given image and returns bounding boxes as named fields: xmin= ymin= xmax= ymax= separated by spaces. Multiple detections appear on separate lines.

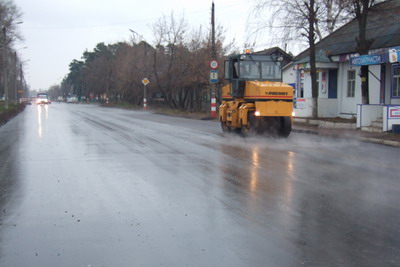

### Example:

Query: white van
xmin=36 ymin=93 xmax=50 ymax=104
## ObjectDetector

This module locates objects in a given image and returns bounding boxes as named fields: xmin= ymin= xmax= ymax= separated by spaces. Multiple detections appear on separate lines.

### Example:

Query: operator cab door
xmin=224 ymin=57 xmax=243 ymax=98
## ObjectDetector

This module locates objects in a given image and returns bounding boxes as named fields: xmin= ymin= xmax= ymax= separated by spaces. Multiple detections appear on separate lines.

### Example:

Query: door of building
xmin=328 ymin=69 xmax=338 ymax=99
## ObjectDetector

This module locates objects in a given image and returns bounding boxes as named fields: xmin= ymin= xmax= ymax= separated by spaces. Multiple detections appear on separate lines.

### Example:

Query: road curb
xmin=293 ymin=118 xmax=357 ymax=129
xmin=292 ymin=128 xmax=319 ymax=135
xmin=357 ymin=137 xmax=400 ymax=147
xmin=293 ymin=127 xmax=400 ymax=148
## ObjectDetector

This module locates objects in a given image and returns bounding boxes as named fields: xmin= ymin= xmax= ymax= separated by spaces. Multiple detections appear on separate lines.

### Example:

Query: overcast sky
xmin=14 ymin=0 xmax=287 ymax=91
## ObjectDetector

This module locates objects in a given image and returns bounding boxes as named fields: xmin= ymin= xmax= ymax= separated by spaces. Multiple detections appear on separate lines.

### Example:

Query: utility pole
xmin=210 ymin=1 xmax=217 ymax=118
xmin=20 ymin=63 xmax=23 ymax=99
xmin=2 ymin=27 xmax=8 ymax=109
xmin=14 ymin=52 xmax=17 ymax=102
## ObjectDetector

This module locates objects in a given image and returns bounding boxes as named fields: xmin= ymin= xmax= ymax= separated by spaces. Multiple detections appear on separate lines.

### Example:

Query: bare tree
xmin=62 ymin=10 xmax=233 ymax=112
xmin=250 ymin=0 xmax=320 ymax=117
xmin=318 ymin=0 xmax=349 ymax=36
xmin=0 ymin=0 xmax=23 ymax=104
xmin=151 ymin=12 xmax=187 ymax=109
xmin=0 ymin=0 xmax=23 ymax=45
xmin=250 ymin=0 xmax=349 ymax=118
xmin=343 ymin=0 xmax=385 ymax=104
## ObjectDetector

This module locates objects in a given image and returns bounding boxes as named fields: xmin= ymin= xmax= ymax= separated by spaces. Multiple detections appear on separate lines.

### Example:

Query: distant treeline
xmin=49 ymin=14 xmax=236 ymax=112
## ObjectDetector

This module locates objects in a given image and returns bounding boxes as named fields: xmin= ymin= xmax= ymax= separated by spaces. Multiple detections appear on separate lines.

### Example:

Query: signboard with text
xmin=295 ymin=98 xmax=306 ymax=109
xmin=350 ymin=54 xmax=385 ymax=66
xmin=210 ymin=70 xmax=218 ymax=83
xmin=389 ymin=106 xmax=400 ymax=119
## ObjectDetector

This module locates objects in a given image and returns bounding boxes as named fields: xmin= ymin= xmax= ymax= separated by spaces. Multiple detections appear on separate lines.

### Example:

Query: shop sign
xmin=295 ymin=63 xmax=309 ymax=70
xmin=295 ymin=98 xmax=306 ymax=109
xmin=350 ymin=54 xmax=384 ymax=66
xmin=389 ymin=106 xmax=400 ymax=119
xmin=389 ymin=49 xmax=399 ymax=63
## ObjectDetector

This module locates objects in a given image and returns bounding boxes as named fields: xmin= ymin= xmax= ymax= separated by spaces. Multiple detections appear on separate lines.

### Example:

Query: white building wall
xmin=318 ymin=98 xmax=339 ymax=117
xmin=282 ymin=66 xmax=296 ymax=84
xmin=338 ymin=63 xmax=360 ymax=116
xmin=368 ymin=65 xmax=381 ymax=104
xmin=303 ymin=73 xmax=313 ymax=98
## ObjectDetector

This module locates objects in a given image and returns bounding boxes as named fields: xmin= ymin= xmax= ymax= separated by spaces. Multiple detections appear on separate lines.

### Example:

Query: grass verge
xmin=0 ymin=102 xmax=26 ymax=126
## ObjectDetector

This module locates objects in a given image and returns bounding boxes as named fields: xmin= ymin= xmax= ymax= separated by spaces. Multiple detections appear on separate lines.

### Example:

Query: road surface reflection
xmin=37 ymin=105 xmax=48 ymax=138
xmin=218 ymin=142 xmax=297 ymax=218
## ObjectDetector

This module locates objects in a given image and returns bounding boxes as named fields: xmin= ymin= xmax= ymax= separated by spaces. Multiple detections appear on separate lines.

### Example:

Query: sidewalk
xmin=293 ymin=119 xmax=400 ymax=147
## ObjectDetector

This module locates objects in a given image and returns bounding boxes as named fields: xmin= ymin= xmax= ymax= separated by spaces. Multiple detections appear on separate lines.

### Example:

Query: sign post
xmin=210 ymin=2 xmax=217 ymax=119
xmin=210 ymin=60 xmax=219 ymax=70
xmin=142 ymin=78 xmax=149 ymax=110
xmin=210 ymin=60 xmax=219 ymax=118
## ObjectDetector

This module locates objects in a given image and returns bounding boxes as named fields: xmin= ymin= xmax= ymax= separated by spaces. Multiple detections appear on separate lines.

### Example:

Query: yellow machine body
xmin=219 ymin=53 xmax=293 ymax=136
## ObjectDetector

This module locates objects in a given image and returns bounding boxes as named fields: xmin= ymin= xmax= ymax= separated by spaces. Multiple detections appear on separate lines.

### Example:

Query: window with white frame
xmin=347 ymin=70 xmax=356 ymax=97
xmin=393 ymin=65 xmax=400 ymax=98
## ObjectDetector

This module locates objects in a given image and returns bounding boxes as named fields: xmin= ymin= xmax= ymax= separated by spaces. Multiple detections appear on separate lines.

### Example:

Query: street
xmin=0 ymin=103 xmax=399 ymax=266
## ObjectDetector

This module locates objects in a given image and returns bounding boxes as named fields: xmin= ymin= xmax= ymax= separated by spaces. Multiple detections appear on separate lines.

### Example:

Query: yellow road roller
xmin=219 ymin=51 xmax=294 ymax=137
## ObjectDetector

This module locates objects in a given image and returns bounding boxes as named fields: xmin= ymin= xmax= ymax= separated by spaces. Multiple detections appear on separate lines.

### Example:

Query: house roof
xmin=253 ymin=46 xmax=293 ymax=66
xmin=294 ymin=0 xmax=400 ymax=63
xmin=253 ymin=46 xmax=292 ymax=58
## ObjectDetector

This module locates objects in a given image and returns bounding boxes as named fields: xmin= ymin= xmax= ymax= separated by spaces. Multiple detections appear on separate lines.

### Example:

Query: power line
xmin=24 ymin=2 xmax=244 ymax=31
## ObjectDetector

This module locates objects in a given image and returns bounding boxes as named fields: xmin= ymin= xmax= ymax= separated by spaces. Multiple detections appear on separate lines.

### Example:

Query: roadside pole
xmin=2 ymin=27 xmax=8 ymax=109
xmin=142 ymin=78 xmax=149 ymax=110
xmin=210 ymin=66 xmax=218 ymax=117
xmin=210 ymin=1 xmax=217 ymax=118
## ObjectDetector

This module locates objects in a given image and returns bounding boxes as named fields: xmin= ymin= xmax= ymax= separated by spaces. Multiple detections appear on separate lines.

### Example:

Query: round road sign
xmin=210 ymin=60 xmax=219 ymax=69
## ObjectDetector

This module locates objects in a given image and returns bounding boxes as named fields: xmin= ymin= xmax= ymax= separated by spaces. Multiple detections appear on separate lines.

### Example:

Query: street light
xmin=128 ymin=29 xmax=149 ymax=110
xmin=128 ymin=29 xmax=143 ymax=44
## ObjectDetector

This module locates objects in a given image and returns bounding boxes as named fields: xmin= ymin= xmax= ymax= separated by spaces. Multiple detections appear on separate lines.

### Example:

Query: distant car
xmin=66 ymin=96 xmax=78 ymax=103
xmin=36 ymin=93 xmax=49 ymax=104
xmin=19 ymin=98 xmax=32 ymax=105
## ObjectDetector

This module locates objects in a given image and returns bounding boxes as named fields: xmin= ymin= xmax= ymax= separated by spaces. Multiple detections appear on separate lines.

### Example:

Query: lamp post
xmin=128 ymin=29 xmax=144 ymax=45
xmin=2 ymin=27 xmax=8 ymax=109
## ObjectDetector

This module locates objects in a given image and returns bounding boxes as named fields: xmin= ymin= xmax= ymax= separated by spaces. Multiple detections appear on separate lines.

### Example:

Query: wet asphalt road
xmin=0 ymin=103 xmax=399 ymax=267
